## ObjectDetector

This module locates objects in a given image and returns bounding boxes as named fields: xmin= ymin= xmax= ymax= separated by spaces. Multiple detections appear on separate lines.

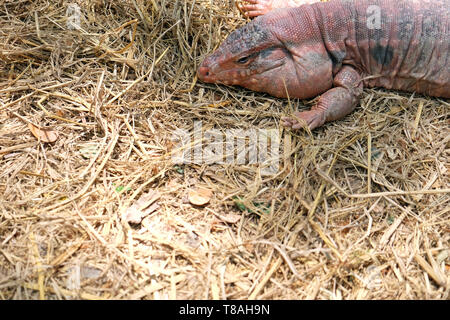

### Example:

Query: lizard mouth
xmin=198 ymin=58 xmax=286 ymax=86
xmin=197 ymin=65 xmax=244 ymax=85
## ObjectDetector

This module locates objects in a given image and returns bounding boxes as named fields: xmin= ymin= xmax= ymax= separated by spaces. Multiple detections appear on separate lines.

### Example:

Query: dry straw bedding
xmin=0 ymin=0 xmax=448 ymax=299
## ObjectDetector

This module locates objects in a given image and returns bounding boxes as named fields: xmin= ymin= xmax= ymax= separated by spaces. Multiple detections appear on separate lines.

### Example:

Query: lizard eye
xmin=237 ymin=56 xmax=250 ymax=64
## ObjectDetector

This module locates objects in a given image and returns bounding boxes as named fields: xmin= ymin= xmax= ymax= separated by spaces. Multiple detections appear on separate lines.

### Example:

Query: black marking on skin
xmin=328 ymin=50 xmax=346 ymax=68
xmin=245 ymin=47 xmax=288 ymax=73
xmin=259 ymin=47 xmax=276 ymax=59
xmin=370 ymin=44 xmax=394 ymax=65
xmin=368 ymin=29 xmax=385 ymax=43
xmin=283 ymin=40 xmax=297 ymax=48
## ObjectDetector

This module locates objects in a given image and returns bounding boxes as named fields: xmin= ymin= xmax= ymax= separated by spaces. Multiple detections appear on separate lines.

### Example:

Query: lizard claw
xmin=281 ymin=110 xmax=325 ymax=130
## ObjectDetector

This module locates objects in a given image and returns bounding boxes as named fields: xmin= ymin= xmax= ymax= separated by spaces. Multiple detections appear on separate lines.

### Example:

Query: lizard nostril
xmin=198 ymin=66 xmax=211 ymax=79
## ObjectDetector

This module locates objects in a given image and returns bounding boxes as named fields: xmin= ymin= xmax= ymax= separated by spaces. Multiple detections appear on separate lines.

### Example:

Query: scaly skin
xmin=198 ymin=0 xmax=449 ymax=130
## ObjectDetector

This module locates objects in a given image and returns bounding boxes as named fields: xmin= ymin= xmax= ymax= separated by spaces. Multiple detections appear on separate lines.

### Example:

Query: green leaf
xmin=233 ymin=196 xmax=270 ymax=214
xmin=114 ymin=185 xmax=131 ymax=193
xmin=387 ymin=215 xmax=395 ymax=225
xmin=233 ymin=197 xmax=247 ymax=212
xmin=174 ymin=165 xmax=184 ymax=174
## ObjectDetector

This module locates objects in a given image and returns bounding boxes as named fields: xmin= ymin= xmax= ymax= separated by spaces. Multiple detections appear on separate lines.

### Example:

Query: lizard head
xmin=198 ymin=18 xmax=293 ymax=98
xmin=197 ymin=9 xmax=333 ymax=99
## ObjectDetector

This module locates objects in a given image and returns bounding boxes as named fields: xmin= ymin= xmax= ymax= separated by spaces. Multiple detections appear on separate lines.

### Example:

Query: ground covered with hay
xmin=0 ymin=0 xmax=449 ymax=300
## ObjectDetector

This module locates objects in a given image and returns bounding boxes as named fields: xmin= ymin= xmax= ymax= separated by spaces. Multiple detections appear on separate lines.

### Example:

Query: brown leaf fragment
xmin=217 ymin=213 xmax=241 ymax=224
xmin=188 ymin=187 xmax=212 ymax=206
xmin=28 ymin=122 xmax=58 ymax=143
xmin=206 ymin=207 xmax=241 ymax=224
xmin=124 ymin=190 xmax=160 ymax=224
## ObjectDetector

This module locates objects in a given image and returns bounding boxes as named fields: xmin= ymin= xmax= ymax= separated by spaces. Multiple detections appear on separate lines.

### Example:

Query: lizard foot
xmin=237 ymin=0 xmax=312 ymax=17
xmin=237 ymin=0 xmax=277 ymax=17
xmin=281 ymin=110 xmax=326 ymax=130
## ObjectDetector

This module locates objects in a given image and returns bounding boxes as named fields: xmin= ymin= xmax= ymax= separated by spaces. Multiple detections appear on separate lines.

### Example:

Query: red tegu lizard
xmin=197 ymin=0 xmax=449 ymax=130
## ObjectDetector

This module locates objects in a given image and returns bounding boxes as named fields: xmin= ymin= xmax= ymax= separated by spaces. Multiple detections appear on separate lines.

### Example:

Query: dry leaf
xmin=123 ymin=189 xmax=160 ymax=224
xmin=28 ymin=123 xmax=58 ymax=143
xmin=167 ymin=179 xmax=181 ymax=192
xmin=79 ymin=144 xmax=100 ymax=159
xmin=188 ymin=187 xmax=212 ymax=206
xmin=55 ymin=109 xmax=65 ymax=117
xmin=388 ymin=106 xmax=404 ymax=115
xmin=208 ymin=207 xmax=241 ymax=224
xmin=216 ymin=213 xmax=241 ymax=224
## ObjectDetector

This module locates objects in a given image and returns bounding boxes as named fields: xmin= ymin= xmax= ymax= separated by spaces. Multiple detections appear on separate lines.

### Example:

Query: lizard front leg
xmin=281 ymin=65 xmax=363 ymax=130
